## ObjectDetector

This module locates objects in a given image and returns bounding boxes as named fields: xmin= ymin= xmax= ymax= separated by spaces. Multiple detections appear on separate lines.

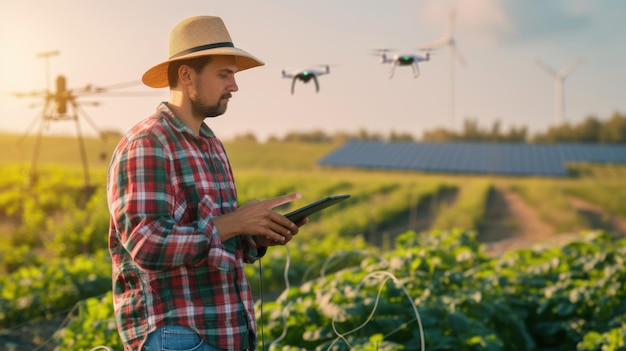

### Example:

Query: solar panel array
xmin=317 ymin=141 xmax=626 ymax=177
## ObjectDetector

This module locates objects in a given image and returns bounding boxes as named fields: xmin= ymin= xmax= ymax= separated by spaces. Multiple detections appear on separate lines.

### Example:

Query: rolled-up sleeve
xmin=108 ymin=135 xmax=212 ymax=272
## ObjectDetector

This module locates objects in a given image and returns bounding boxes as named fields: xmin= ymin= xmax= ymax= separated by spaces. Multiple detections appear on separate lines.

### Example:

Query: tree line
xmin=233 ymin=111 xmax=626 ymax=144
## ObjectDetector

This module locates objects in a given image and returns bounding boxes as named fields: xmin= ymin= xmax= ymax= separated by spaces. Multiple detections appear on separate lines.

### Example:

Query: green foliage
xmin=0 ymin=165 xmax=109 ymax=271
xmin=0 ymin=135 xmax=625 ymax=350
xmin=53 ymin=292 xmax=123 ymax=351
xmin=578 ymin=324 xmax=626 ymax=351
xmin=420 ymin=112 xmax=626 ymax=143
xmin=245 ymin=235 xmax=376 ymax=294
xmin=48 ymin=185 xmax=110 ymax=257
xmin=0 ymin=244 xmax=44 ymax=273
xmin=533 ymin=112 xmax=626 ymax=143
xmin=422 ymin=119 xmax=528 ymax=142
xmin=507 ymin=179 xmax=585 ymax=233
xmin=562 ymin=179 xmax=626 ymax=217
xmin=6 ymin=227 xmax=625 ymax=351
xmin=0 ymin=251 xmax=111 ymax=328
xmin=431 ymin=179 xmax=492 ymax=231
xmin=258 ymin=230 xmax=626 ymax=350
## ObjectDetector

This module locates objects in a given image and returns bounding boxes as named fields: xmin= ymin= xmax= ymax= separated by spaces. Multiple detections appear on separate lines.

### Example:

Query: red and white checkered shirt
xmin=107 ymin=102 xmax=263 ymax=351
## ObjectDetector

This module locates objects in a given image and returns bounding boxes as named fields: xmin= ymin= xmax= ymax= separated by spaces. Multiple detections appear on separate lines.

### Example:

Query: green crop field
xmin=1 ymin=132 xmax=626 ymax=350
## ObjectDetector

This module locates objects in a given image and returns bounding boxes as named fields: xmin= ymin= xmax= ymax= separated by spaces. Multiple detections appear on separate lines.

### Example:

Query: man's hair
xmin=167 ymin=56 xmax=213 ymax=88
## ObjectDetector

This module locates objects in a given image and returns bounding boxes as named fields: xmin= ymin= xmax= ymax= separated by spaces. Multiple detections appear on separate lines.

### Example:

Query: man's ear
xmin=178 ymin=65 xmax=192 ymax=84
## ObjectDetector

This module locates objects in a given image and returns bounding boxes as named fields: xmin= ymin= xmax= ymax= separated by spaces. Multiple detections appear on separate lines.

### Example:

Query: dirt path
xmin=568 ymin=196 xmax=626 ymax=237
xmin=477 ymin=188 xmax=626 ymax=257
xmin=479 ymin=188 xmax=554 ymax=242
xmin=479 ymin=188 xmax=577 ymax=256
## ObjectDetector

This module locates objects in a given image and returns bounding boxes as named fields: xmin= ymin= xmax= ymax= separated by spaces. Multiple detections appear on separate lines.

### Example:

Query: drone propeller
xmin=417 ymin=47 xmax=439 ymax=53
xmin=72 ymin=80 xmax=159 ymax=97
xmin=311 ymin=63 xmax=339 ymax=68
xmin=10 ymin=90 xmax=47 ymax=98
xmin=370 ymin=48 xmax=396 ymax=56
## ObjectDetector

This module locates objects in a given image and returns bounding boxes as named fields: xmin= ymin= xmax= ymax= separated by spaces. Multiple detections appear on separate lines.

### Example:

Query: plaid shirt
xmin=107 ymin=103 xmax=263 ymax=351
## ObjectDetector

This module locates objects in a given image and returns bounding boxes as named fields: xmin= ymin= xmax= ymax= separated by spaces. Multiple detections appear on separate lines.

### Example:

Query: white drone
xmin=373 ymin=49 xmax=431 ymax=79
xmin=281 ymin=65 xmax=330 ymax=94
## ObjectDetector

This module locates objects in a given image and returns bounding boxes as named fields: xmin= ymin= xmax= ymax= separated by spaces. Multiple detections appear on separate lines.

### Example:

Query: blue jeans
xmin=143 ymin=325 xmax=222 ymax=351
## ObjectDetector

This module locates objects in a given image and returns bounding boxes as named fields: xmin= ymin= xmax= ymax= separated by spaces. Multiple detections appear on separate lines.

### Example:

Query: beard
xmin=190 ymin=97 xmax=225 ymax=118
xmin=189 ymin=82 xmax=231 ymax=118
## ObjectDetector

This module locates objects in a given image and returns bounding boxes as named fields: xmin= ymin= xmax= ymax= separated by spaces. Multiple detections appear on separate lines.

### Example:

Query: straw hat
xmin=142 ymin=16 xmax=264 ymax=88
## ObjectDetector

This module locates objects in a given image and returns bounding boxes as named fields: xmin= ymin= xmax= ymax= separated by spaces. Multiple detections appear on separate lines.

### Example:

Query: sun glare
xmin=0 ymin=6 xmax=68 ymax=94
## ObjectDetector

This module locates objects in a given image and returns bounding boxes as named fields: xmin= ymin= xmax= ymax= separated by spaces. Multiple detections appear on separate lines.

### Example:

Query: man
xmin=107 ymin=16 xmax=305 ymax=351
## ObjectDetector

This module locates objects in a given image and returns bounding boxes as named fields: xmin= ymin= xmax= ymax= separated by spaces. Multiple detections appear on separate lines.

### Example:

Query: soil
xmin=478 ymin=187 xmax=558 ymax=256
xmin=0 ymin=316 xmax=68 ymax=351
xmin=373 ymin=185 xmax=626 ymax=256
xmin=478 ymin=187 xmax=625 ymax=256
xmin=567 ymin=196 xmax=626 ymax=236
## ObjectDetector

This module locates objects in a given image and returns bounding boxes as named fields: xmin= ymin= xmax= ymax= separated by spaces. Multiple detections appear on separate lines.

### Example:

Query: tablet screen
xmin=284 ymin=194 xmax=351 ymax=222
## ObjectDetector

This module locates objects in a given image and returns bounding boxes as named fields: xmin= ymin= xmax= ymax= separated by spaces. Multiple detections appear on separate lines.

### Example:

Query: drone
xmin=373 ymin=49 xmax=432 ymax=79
xmin=9 ymin=51 xmax=150 ymax=187
xmin=281 ymin=65 xmax=330 ymax=94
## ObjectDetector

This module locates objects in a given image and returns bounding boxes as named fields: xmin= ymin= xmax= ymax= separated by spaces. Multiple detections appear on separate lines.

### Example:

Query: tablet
xmin=284 ymin=194 xmax=351 ymax=222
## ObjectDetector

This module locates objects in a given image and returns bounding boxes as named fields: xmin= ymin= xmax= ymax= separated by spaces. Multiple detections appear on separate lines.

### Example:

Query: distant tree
xmin=534 ymin=124 xmax=575 ymax=143
xmin=225 ymin=111 xmax=624 ymax=145
xmin=232 ymin=132 xmax=258 ymax=143
xmin=422 ymin=119 xmax=526 ymax=142
xmin=354 ymin=128 xmax=384 ymax=141
xmin=389 ymin=130 xmax=415 ymax=142
xmin=331 ymin=131 xmax=354 ymax=143
xmin=282 ymin=130 xmax=332 ymax=143
xmin=532 ymin=112 xmax=626 ymax=143
xmin=576 ymin=117 xmax=602 ymax=142
xmin=507 ymin=125 xmax=528 ymax=142
xmin=463 ymin=119 xmax=484 ymax=141
xmin=422 ymin=128 xmax=457 ymax=142
xmin=599 ymin=112 xmax=626 ymax=143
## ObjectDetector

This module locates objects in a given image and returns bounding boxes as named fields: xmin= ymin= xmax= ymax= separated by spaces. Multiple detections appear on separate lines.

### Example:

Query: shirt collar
xmin=157 ymin=102 xmax=216 ymax=138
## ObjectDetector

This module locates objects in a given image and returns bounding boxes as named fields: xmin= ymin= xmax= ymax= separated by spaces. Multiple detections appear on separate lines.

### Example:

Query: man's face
xmin=189 ymin=55 xmax=239 ymax=118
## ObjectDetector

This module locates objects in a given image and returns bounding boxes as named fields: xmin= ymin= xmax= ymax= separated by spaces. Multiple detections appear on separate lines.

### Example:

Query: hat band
xmin=170 ymin=42 xmax=235 ymax=59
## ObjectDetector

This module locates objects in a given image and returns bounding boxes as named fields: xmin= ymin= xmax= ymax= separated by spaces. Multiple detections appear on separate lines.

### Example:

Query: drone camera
xmin=400 ymin=56 xmax=415 ymax=64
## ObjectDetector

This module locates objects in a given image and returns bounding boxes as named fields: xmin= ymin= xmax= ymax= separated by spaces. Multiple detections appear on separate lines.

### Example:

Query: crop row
xmin=41 ymin=229 xmax=626 ymax=350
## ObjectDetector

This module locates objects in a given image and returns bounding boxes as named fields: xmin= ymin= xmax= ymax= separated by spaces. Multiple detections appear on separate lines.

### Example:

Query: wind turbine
xmin=535 ymin=59 xmax=583 ymax=125
xmin=423 ymin=9 xmax=467 ymax=130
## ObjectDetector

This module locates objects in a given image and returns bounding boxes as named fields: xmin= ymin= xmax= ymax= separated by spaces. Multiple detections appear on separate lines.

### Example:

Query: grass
xmin=431 ymin=179 xmax=493 ymax=231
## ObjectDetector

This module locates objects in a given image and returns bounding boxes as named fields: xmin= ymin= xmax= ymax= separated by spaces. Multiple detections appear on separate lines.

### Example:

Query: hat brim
xmin=142 ymin=47 xmax=264 ymax=88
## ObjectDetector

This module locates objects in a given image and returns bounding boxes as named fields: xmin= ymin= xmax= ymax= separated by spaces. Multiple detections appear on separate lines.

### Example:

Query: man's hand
xmin=254 ymin=216 xmax=308 ymax=247
xmin=213 ymin=193 xmax=306 ymax=244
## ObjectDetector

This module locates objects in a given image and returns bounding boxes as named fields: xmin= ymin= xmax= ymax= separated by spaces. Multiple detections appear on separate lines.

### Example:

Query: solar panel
xmin=317 ymin=141 xmax=626 ymax=177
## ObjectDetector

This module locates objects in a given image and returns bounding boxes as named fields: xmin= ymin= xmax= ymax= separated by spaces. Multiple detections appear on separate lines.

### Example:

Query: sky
xmin=1 ymin=0 xmax=625 ymax=142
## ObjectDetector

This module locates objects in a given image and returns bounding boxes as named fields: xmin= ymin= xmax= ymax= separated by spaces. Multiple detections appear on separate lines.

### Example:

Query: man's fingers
xmin=265 ymin=193 xmax=302 ymax=209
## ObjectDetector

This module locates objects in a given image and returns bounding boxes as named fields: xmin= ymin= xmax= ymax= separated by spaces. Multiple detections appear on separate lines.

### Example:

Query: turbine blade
xmin=422 ymin=37 xmax=448 ymax=50
xmin=424 ymin=10 xmax=457 ymax=51
xmin=451 ymin=45 xmax=467 ymax=66
xmin=535 ymin=59 xmax=558 ymax=76
xmin=447 ymin=9 xmax=457 ymax=37
xmin=558 ymin=59 xmax=583 ymax=77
